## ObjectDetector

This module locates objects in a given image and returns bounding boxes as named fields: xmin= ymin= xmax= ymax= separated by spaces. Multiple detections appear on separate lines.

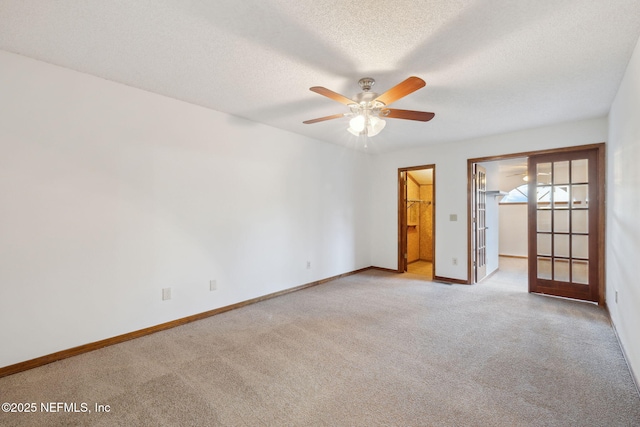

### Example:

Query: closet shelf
xmin=486 ymin=190 xmax=508 ymax=197
xmin=407 ymin=199 xmax=432 ymax=208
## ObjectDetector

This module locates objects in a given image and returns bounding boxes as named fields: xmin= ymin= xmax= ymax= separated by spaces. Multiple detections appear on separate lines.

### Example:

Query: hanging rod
xmin=406 ymin=199 xmax=432 ymax=208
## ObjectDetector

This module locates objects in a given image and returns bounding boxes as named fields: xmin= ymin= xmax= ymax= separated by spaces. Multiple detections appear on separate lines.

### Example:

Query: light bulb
xmin=349 ymin=115 xmax=365 ymax=133
xmin=367 ymin=117 xmax=386 ymax=137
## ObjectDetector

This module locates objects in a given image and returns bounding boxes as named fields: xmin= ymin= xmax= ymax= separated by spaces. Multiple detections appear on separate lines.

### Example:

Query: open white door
xmin=473 ymin=164 xmax=487 ymax=282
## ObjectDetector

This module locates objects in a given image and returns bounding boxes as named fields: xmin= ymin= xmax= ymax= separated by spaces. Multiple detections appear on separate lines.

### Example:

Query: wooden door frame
xmin=466 ymin=143 xmax=605 ymax=305
xmin=398 ymin=164 xmax=436 ymax=274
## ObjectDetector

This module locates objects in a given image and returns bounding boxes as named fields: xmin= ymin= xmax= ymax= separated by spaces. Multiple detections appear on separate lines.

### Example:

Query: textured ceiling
xmin=2 ymin=1 xmax=640 ymax=152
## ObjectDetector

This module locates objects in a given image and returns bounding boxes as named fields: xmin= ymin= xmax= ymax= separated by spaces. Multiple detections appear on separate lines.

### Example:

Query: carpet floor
xmin=1 ymin=260 xmax=639 ymax=426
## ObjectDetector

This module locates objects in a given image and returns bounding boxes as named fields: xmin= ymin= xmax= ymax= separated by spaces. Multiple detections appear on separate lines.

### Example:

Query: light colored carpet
xmin=1 ymin=261 xmax=639 ymax=426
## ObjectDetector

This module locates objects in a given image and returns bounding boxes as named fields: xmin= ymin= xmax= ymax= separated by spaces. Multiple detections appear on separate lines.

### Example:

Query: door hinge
xmin=404 ymin=253 xmax=408 ymax=259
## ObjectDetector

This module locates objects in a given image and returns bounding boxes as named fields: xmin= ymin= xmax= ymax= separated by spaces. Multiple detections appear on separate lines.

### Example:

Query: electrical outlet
xmin=306 ymin=261 xmax=311 ymax=269
xmin=162 ymin=287 xmax=171 ymax=301
xmin=452 ymin=258 xmax=458 ymax=266
xmin=210 ymin=280 xmax=217 ymax=291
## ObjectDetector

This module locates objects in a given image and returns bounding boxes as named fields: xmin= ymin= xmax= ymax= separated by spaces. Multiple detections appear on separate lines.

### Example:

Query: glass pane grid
xmin=535 ymin=158 xmax=591 ymax=285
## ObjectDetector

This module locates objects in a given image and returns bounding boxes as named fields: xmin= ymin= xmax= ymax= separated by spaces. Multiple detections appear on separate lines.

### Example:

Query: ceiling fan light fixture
xmin=305 ymin=76 xmax=432 ymax=141
xmin=348 ymin=115 xmax=366 ymax=133
xmin=367 ymin=116 xmax=386 ymax=137
xmin=347 ymin=115 xmax=386 ymax=137
xmin=347 ymin=126 xmax=360 ymax=136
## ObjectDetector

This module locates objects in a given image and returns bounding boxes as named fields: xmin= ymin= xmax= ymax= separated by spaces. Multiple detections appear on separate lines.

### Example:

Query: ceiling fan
xmin=508 ymin=172 xmax=531 ymax=182
xmin=303 ymin=76 xmax=434 ymax=137
xmin=507 ymin=170 xmax=551 ymax=182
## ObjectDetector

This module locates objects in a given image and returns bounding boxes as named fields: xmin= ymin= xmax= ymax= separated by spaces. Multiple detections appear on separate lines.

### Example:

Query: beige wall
xmin=407 ymin=178 xmax=420 ymax=262
xmin=407 ymin=177 xmax=434 ymax=264
xmin=419 ymin=185 xmax=434 ymax=261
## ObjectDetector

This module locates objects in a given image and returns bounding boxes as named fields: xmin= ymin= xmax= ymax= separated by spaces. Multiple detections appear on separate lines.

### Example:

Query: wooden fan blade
xmin=382 ymin=109 xmax=434 ymax=122
xmin=303 ymin=113 xmax=346 ymax=124
xmin=374 ymin=76 xmax=426 ymax=106
xmin=309 ymin=87 xmax=355 ymax=106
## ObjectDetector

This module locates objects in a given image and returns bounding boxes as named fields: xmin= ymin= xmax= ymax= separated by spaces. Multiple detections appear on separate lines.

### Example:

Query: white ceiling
xmin=2 ymin=1 xmax=640 ymax=153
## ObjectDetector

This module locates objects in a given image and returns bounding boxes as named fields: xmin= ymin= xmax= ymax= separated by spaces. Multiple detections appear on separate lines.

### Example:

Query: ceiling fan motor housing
xmin=358 ymin=77 xmax=375 ymax=92
xmin=350 ymin=92 xmax=385 ymax=118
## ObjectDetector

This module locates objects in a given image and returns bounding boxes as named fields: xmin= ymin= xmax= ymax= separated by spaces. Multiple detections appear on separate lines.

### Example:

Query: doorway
xmin=470 ymin=157 xmax=529 ymax=287
xmin=468 ymin=143 xmax=605 ymax=305
xmin=398 ymin=165 xmax=436 ymax=279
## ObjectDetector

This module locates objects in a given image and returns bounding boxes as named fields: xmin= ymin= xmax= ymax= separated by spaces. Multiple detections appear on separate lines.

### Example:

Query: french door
xmin=528 ymin=146 xmax=604 ymax=303
xmin=473 ymin=164 xmax=487 ymax=281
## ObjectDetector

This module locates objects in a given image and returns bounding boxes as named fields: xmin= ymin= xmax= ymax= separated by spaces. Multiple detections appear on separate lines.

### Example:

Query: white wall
xmin=607 ymin=34 xmax=640 ymax=385
xmin=369 ymin=117 xmax=608 ymax=280
xmin=498 ymin=204 xmax=528 ymax=257
xmin=0 ymin=51 xmax=371 ymax=368
xmin=484 ymin=193 xmax=500 ymax=276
